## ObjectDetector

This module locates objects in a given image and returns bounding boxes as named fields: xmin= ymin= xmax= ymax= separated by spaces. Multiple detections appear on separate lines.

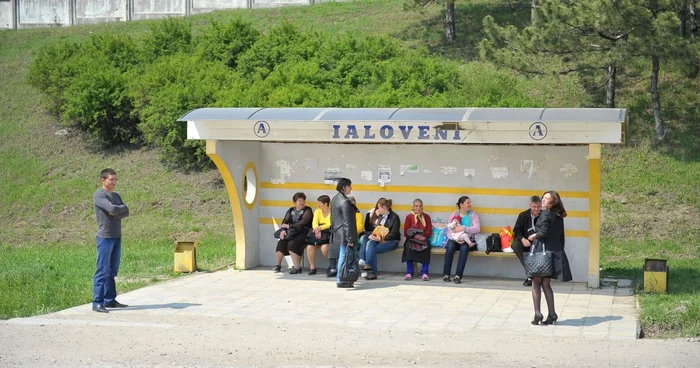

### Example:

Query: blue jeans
xmin=336 ymin=244 xmax=348 ymax=284
xmin=93 ymin=237 xmax=122 ymax=306
xmin=359 ymin=234 xmax=370 ymax=261
xmin=442 ymin=240 xmax=469 ymax=278
xmin=407 ymin=261 xmax=429 ymax=275
xmin=365 ymin=239 xmax=399 ymax=275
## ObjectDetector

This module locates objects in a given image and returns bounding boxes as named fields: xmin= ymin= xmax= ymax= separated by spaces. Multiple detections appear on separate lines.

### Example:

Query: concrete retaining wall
xmin=1 ymin=0 xmax=345 ymax=29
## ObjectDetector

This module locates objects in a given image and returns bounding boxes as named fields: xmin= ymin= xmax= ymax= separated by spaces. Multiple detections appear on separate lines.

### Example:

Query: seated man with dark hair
xmin=511 ymin=195 xmax=542 ymax=287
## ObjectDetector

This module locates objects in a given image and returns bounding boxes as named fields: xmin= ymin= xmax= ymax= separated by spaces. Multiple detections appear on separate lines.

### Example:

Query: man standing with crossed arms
xmin=92 ymin=168 xmax=130 ymax=313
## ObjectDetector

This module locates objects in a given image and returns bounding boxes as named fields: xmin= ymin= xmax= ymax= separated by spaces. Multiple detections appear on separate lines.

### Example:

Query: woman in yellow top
xmin=305 ymin=195 xmax=332 ymax=275
xmin=349 ymin=196 xmax=364 ymax=237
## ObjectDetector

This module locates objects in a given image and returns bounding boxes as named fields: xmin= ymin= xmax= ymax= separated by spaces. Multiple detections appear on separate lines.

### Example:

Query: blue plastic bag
xmin=430 ymin=220 xmax=448 ymax=248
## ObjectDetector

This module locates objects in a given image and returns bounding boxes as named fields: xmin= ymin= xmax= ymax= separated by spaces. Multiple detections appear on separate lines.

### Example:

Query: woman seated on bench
xmin=358 ymin=197 xmax=386 ymax=266
xmin=273 ymin=192 xmax=313 ymax=275
xmin=402 ymin=198 xmax=433 ymax=281
xmin=442 ymin=195 xmax=481 ymax=284
xmin=305 ymin=195 xmax=332 ymax=276
xmin=364 ymin=198 xmax=401 ymax=280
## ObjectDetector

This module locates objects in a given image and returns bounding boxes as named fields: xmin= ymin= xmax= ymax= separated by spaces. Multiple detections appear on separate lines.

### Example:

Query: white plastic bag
xmin=475 ymin=233 xmax=487 ymax=252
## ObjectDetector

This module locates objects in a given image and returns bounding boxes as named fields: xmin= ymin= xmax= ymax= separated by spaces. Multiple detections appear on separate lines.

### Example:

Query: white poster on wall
xmin=378 ymin=166 xmax=391 ymax=187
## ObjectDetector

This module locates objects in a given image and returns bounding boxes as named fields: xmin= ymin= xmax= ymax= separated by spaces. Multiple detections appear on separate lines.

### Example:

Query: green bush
xmin=28 ymin=42 xmax=85 ymax=115
xmin=87 ymin=33 xmax=141 ymax=73
xmin=132 ymin=54 xmax=241 ymax=169
xmin=237 ymin=22 xmax=323 ymax=79
xmin=142 ymin=17 xmax=193 ymax=62
xmin=196 ymin=18 xmax=261 ymax=68
xmin=60 ymin=58 xmax=139 ymax=147
xmin=29 ymin=20 xmax=541 ymax=169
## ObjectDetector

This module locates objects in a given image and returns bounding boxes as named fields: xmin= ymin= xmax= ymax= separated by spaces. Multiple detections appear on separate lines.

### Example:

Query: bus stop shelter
xmin=179 ymin=107 xmax=627 ymax=287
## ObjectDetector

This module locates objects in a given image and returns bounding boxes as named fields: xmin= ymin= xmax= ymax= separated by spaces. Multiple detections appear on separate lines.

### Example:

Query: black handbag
xmin=339 ymin=246 xmax=360 ymax=283
xmin=485 ymin=233 xmax=502 ymax=254
xmin=273 ymin=228 xmax=284 ymax=239
xmin=306 ymin=228 xmax=331 ymax=245
xmin=524 ymin=240 xmax=553 ymax=277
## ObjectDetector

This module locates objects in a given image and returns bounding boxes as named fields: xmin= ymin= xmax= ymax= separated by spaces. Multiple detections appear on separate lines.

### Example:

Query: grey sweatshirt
xmin=93 ymin=188 xmax=129 ymax=238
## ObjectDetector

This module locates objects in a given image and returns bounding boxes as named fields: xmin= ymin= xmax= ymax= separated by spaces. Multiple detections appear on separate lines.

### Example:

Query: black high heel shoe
xmin=531 ymin=314 xmax=544 ymax=325
xmin=543 ymin=313 xmax=558 ymax=325
xmin=289 ymin=267 xmax=303 ymax=274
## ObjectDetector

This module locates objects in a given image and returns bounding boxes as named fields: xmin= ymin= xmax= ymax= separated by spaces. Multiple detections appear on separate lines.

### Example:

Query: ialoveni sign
xmin=331 ymin=124 xmax=464 ymax=141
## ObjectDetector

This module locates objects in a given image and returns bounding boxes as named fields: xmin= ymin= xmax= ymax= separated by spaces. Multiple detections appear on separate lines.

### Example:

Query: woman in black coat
xmin=526 ymin=190 xmax=572 ymax=325
xmin=273 ymin=192 xmax=313 ymax=275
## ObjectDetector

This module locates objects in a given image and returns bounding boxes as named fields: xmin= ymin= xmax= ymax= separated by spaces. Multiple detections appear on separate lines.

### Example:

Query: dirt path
xmin=1 ymin=313 xmax=698 ymax=367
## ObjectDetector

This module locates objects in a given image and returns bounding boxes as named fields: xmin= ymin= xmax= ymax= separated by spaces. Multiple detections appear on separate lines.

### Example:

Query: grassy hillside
xmin=1 ymin=0 xmax=698 ymax=337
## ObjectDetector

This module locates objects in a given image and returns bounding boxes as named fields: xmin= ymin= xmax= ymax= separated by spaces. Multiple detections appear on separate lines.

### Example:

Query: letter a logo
xmin=254 ymin=121 xmax=270 ymax=138
xmin=529 ymin=122 xmax=547 ymax=141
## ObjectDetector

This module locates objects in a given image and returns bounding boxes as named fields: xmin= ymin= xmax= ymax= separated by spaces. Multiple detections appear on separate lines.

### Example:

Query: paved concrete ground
xmin=4 ymin=268 xmax=699 ymax=367
xmin=46 ymin=268 xmax=637 ymax=339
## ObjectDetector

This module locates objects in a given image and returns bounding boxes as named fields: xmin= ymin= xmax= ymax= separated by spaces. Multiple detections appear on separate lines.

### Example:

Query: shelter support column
xmin=588 ymin=144 xmax=602 ymax=288
xmin=206 ymin=140 xmax=262 ymax=270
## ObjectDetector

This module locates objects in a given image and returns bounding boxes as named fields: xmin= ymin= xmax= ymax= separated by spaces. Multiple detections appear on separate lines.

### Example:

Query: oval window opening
xmin=243 ymin=168 xmax=257 ymax=205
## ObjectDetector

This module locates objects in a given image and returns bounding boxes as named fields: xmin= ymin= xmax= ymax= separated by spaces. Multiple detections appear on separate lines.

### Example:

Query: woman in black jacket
xmin=526 ymin=190 xmax=572 ymax=325
xmin=364 ymin=198 xmax=401 ymax=280
xmin=273 ymin=192 xmax=313 ymax=275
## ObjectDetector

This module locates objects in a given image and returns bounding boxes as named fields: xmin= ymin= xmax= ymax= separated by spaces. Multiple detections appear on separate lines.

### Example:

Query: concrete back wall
xmin=251 ymin=143 xmax=590 ymax=281
xmin=0 ymin=1 xmax=13 ymax=29
xmin=1 ymin=0 xmax=346 ymax=29
xmin=75 ymin=0 xmax=126 ymax=24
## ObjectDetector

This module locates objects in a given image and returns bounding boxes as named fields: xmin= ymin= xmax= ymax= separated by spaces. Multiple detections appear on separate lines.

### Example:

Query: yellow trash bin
xmin=643 ymin=258 xmax=668 ymax=293
xmin=174 ymin=241 xmax=198 ymax=273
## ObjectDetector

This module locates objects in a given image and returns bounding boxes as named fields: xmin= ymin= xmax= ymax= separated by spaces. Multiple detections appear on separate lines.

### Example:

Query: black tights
xmin=531 ymin=277 xmax=556 ymax=316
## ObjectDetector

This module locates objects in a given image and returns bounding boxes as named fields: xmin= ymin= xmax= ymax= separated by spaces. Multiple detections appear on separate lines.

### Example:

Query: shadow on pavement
xmin=109 ymin=303 xmax=202 ymax=311
xmin=557 ymin=315 xmax=623 ymax=326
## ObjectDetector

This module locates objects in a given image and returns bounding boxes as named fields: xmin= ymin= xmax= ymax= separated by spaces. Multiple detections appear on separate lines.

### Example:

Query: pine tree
xmin=481 ymin=0 xmax=690 ymax=141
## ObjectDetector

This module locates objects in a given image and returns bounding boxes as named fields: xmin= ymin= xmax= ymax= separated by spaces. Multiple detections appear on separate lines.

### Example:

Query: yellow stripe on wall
xmin=261 ymin=182 xmax=589 ymax=199
xmin=258 ymin=218 xmax=589 ymax=238
xmin=259 ymin=200 xmax=589 ymax=218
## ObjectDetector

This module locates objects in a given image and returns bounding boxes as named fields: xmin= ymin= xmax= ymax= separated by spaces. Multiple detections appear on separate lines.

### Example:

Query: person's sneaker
xmin=404 ymin=273 xmax=412 ymax=280
xmin=453 ymin=276 xmax=461 ymax=284
xmin=92 ymin=304 xmax=109 ymax=313
xmin=105 ymin=300 xmax=128 ymax=308
xmin=358 ymin=259 xmax=366 ymax=267
xmin=523 ymin=278 xmax=532 ymax=287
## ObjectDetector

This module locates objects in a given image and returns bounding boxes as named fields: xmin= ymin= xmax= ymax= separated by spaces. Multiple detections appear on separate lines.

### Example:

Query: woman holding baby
xmin=441 ymin=196 xmax=481 ymax=284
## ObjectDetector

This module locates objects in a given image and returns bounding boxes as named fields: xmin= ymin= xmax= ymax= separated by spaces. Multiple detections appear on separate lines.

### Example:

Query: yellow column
xmin=206 ymin=140 xmax=247 ymax=269
xmin=588 ymin=144 xmax=602 ymax=288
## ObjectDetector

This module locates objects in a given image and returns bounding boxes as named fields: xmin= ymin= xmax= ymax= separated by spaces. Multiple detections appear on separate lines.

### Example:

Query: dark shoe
xmin=453 ymin=276 xmax=461 ymax=284
xmin=327 ymin=269 xmax=337 ymax=278
xmin=105 ymin=300 xmax=128 ymax=308
xmin=365 ymin=274 xmax=377 ymax=280
xmin=307 ymin=268 xmax=317 ymax=275
xmin=92 ymin=304 xmax=109 ymax=313
xmin=531 ymin=314 xmax=544 ymax=325
xmin=443 ymin=275 xmax=451 ymax=282
xmin=362 ymin=265 xmax=372 ymax=271
xmin=337 ymin=283 xmax=354 ymax=288
xmin=543 ymin=313 xmax=558 ymax=325
xmin=273 ymin=265 xmax=281 ymax=273
xmin=289 ymin=267 xmax=302 ymax=274
xmin=523 ymin=278 xmax=532 ymax=287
